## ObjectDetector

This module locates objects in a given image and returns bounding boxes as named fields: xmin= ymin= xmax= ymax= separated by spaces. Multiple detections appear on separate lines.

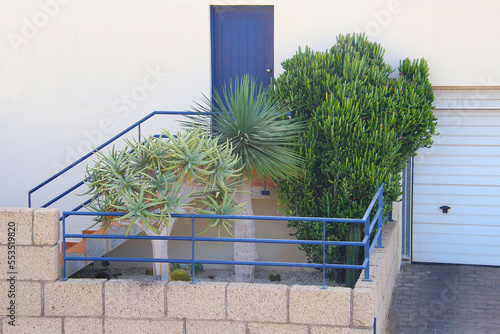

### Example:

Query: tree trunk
xmin=143 ymin=218 xmax=175 ymax=281
xmin=234 ymin=174 xmax=257 ymax=282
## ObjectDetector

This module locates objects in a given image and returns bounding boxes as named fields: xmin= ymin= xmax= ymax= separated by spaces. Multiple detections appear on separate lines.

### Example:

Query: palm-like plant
xmin=184 ymin=75 xmax=304 ymax=282
xmin=82 ymin=129 xmax=243 ymax=281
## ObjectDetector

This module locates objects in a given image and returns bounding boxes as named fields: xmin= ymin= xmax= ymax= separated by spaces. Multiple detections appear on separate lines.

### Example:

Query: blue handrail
xmin=61 ymin=183 xmax=385 ymax=287
xmin=28 ymin=111 xmax=192 ymax=208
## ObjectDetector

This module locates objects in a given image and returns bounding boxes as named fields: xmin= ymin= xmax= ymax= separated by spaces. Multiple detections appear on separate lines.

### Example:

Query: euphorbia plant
xmin=82 ymin=129 xmax=243 ymax=280
xmin=271 ymin=33 xmax=437 ymax=287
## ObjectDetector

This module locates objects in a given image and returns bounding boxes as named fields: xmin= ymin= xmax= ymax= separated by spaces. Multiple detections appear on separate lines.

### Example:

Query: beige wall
xmin=106 ymin=198 xmax=311 ymax=270
xmin=2 ymin=0 xmax=498 ymax=213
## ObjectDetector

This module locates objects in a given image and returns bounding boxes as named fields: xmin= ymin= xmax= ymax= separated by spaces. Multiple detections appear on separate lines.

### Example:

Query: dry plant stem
xmin=233 ymin=173 xmax=257 ymax=283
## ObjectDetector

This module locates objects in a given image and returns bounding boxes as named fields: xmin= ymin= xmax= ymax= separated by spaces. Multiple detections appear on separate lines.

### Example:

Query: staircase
xmin=30 ymin=110 xmax=277 ymax=277
xmin=62 ymin=222 xmax=142 ymax=276
xmin=25 ymin=112 xmax=185 ymax=275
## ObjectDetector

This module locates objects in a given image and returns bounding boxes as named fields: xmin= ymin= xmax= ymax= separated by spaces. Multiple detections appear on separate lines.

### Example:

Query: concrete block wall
xmin=356 ymin=222 xmax=401 ymax=334
xmin=0 ymin=208 xmax=60 ymax=282
xmin=0 ymin=208 xmax=400 ymax=334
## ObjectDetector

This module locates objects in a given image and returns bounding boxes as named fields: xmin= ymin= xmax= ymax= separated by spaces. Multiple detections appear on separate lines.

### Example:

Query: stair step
xmin=62 ymin=221 xmax=140 ymax=277
xmin=66 ymin=239 xmax=87 ymax=253
xmin=61 ymin=240 xmax=86 ymax=266
xmin=64 ymin=241 xmax=78 ymax=249
xmin=65 ymin=224 xmax=110 ymax=254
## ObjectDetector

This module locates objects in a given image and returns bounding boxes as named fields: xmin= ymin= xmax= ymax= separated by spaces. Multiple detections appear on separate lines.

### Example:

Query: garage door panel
xmin=414 ymin=231 xmax=500 ymax=245
xmin=414 ymin=174 xmax=500 ymax=186
xmin=412 ymin=251 xmax=500 ymax=265
xmin=412 ymin=106 xmax=500 ymax=266
xmin=413 ymin=222 xmax=500 ymax=235
xmin=414 ymin=184 xmax=500 ymax=196
xmin=413 ymin=240 xmax=500 ymax=255
xmin=435 ymin=126 xmax=500 ymax=136
xmin=414 ymin=165 xmax=500 ymax=176
xmin=414 ymin=213 xmax=500 ymax=226
xmin=414 ymin=155 xmax=500 ymax=166
xmin=434 ymin=109 xmax=500 ymax=117
xmin=434 ymin=135 xmax=500 ymax=146
xmin=414 ymin=204 xmax=500 ymax=216
xmin=421 ymin=145 xmax=500 ymax=157
xmin=413 ymin=194 xmax=499 ymax=206
xmin=413 ymin=242 xmax=500 ymax=259
xmin=436 ymin=116 xmax=500 ymax=126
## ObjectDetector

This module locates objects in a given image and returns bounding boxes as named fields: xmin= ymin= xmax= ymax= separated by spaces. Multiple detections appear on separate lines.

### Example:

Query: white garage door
xmin=412 ymin=108 xmax=500 ymax=265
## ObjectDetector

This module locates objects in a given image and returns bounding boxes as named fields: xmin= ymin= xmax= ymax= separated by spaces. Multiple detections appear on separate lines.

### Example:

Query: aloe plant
xmin=82 ymin=129 xmax=243 ymax=280
xmin=184 ymin=75 xmax=304 ymax=282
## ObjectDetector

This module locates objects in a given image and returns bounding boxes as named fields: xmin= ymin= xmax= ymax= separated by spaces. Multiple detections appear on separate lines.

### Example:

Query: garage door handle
xmin=440 ymin=205 xmax=451 ymax=213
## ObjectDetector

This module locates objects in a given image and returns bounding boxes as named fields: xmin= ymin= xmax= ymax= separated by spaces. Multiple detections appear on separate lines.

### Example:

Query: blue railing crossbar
xmin=64 ymin=211 xmax=366 ymax=224
xmin=64 ymin=256 xmax=367 ymax=271
xmin=64 ymin=232 xmax=366 ymax=247
xmin=61 ymin=182 xmax=385 ymax=287
xmin=68 ymin=198 xmax=93 ymax=214
xmin=369 ymin=207 xmax=383 ymax=234
xmin=42 ymin=181 xmax=86 ymax=209
xmin=362 ymin=183 xmax=385 ymax=222
xmin=28 ymin=111 xmax=191 ymax=208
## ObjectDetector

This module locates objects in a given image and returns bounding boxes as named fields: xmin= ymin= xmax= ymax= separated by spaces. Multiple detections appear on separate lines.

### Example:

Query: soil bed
xmin=70 ymin=266 xmax=342 ymax=287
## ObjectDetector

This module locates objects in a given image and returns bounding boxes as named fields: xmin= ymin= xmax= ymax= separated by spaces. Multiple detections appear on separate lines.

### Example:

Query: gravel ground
xmin=70 ymin=266 xmax=342 ymax=287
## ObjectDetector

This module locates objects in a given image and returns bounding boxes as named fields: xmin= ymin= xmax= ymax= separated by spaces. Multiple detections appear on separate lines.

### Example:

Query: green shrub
xmin=272 ymin=33 xmax=436 ymax=286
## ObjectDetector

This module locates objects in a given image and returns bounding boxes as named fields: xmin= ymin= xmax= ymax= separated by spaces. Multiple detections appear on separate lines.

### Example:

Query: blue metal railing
xmin=61 ymin=183 xmax=385 ymax=287
xmin=28 ymin=111 xmax=191 ymax=209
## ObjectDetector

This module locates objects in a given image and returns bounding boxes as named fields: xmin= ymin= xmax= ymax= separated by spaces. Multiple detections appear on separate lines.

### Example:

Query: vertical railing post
xmin=363 ymin=216 xmax=371 ymax=281
xmin=138 ymin=124 xmax=141 ymax=141
xmin=321 ymin=220 xmax=326 ymax=289
xmin=62 ymin=214 xmax=68 ymax=281
xmin=191 ymin=217 xmax=196 ymax=284
xmin=377 ymin=184 xmax=384 ymax=248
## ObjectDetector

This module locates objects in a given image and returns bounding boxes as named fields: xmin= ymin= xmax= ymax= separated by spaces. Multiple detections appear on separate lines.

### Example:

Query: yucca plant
xmin=183 ymin=75 xmax=304 ymax=282
xmin=82 ymin=129 xmax=243 ymax=281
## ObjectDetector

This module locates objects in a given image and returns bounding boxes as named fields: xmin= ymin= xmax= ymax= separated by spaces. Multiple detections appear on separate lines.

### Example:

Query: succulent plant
xmin=272 ymin=33 xmax=437 ymax=287
xmin=269 ymin=273 xmax=281 ymax=282
xmin=171 ymin=268 xmax=191 ymax=282
xmin=81 ymin=129 xmax=244 ymax=281
xmin=185 ymin=75 xmax=304 ymax=283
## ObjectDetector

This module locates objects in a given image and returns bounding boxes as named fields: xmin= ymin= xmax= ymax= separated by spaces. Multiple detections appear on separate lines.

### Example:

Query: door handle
xmin=266 ymin=68 xmax=272 ymax=73
xmin=439 ymin=205 xmax=451 ymax=213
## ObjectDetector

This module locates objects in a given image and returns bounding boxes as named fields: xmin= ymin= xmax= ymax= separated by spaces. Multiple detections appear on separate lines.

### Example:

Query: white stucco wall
xmin=1 ymin=0 xmax=499 ymax=210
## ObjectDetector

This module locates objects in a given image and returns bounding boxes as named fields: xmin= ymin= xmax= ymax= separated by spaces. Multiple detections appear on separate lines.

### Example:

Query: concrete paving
xmin=387 ymin=263 xmax=500 ymax=334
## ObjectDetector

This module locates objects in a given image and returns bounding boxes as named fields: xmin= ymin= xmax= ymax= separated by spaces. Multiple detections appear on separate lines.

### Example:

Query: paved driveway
xmin=387 ymin=263 xmax=500 ymax=334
